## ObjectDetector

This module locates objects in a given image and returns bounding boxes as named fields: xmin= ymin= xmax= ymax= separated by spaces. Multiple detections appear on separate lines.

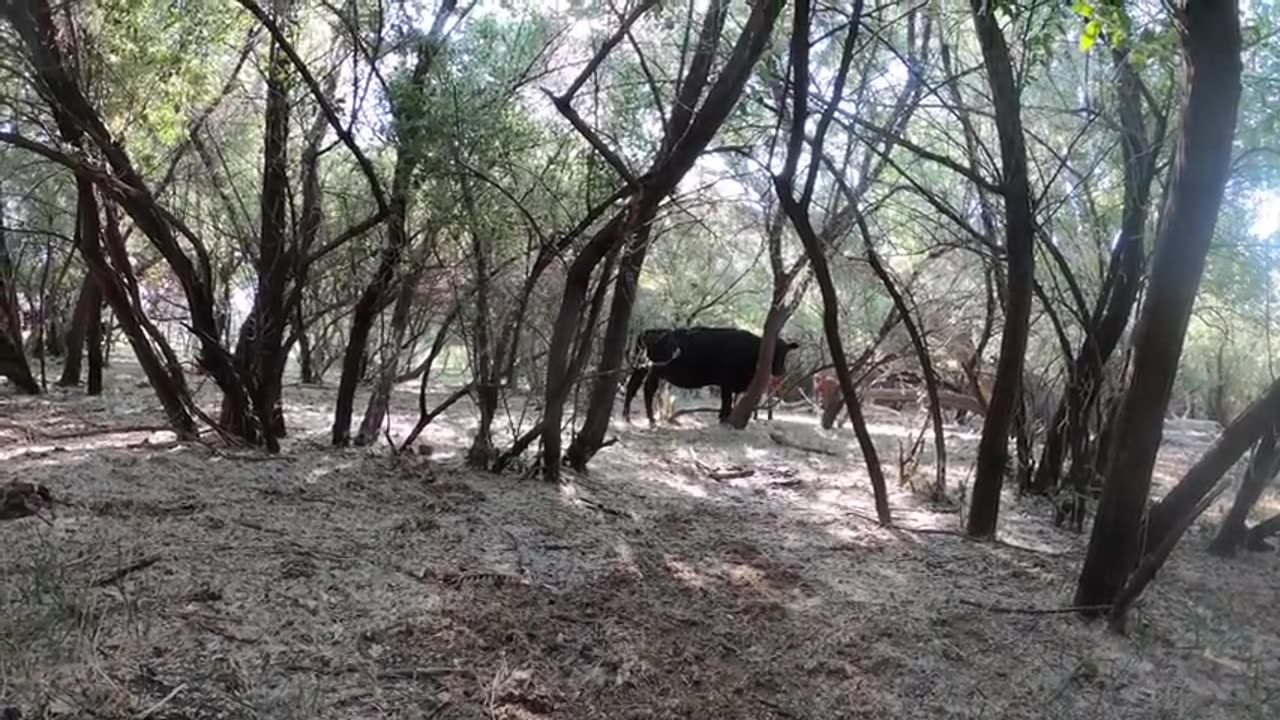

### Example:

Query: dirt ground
xmin=2 ymin=363 xmax=1278 ymax=719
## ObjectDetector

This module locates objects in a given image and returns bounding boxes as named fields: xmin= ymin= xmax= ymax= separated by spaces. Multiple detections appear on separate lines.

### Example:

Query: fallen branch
xmin=44 ymin=423 xmax=173 ymax=441
xmin=768 ymin=431 xmax=838 ymax=456
xmin=694 ymin=459 xmax=755 ymax=481
xmin=136 ymin=683 xmax=187 ymax=719
xmin=91 ymin=555 xmax=162 ymax=587
xmin=666 ymin=406 xmax=722 ymax=421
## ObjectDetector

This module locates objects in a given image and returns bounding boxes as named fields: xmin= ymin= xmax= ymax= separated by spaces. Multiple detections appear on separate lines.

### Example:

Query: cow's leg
xmin=719 ymin=387 xmax=733 ymax=423
xmin=643 ymin=371 xmax=662 ymax=426
xmin=623 ymin=367 xmax=647 ymax=423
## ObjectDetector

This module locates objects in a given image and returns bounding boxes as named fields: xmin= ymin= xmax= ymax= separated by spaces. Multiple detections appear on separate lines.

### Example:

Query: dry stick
xmin=136 ymin=683 xmax=187 ymax=720
xmin=91 ymin=555 xmax=161 ymax=587
xmin=957 ymin=598 xmax=1110 ymax=616
xmin=768 ymin=430 xmax=837 ymax=457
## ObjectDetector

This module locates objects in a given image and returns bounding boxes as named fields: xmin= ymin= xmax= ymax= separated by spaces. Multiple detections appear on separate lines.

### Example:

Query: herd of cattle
xmin=620 ymin=325 xmax=988 ymax=425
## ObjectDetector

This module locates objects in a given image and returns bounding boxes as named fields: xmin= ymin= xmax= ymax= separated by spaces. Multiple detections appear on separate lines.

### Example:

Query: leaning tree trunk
xmin=1032 ymin=46 xmax=1162 ymax=495
xmin=1208 ymin=422 xmax=1280 ymax=556
xmin=964 ymin=0 xmax=1036 ymax=539
xmin=1074 ymin=0 xmax=1243 ymax=615
xmin=779 ymin=188 xmax=892 ymax=525
xmin=1145 ymin=376 xmax=1280 ymax=548
xmin=540 ymin=0 xmax=785 ymax=482
xmin=355 ymin=265 xmax=424 ymax=446
xmin=77 ymin=180 xmax=196 ymax=435
xmin=726 ymin=276 xmax=795 ymax=429
xmin=564 ymin=220 xmax=657 ymax=469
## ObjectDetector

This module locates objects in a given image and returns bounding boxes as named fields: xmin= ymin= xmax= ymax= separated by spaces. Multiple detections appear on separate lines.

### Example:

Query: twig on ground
xmin=46 ymin=424 xmax=172 ymax=441
xmin=696 ymin=459 xmax=755 ymax=481
xmin=135 ymin=683 xmax=187 ymax=719
xmin=234 ymin=518 xmax=286 ymax=536
xmin=769 ymin=431 xmax=838 ymax=456
xmin=956 ymin=598 xmax=1110 ymax=616
xmin=578 ymin=497 xmax=634 ymax=520
xmin=91 ymin=555 xmax=161 ymax=587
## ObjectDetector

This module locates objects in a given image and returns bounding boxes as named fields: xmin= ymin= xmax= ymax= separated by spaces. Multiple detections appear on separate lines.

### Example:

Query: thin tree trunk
xmin=1145 ymin=377 xmax=1280 ymax=549
xmin=0 ymin=192 xmax=39 ymax=394
xmin=85 ymin=289 xmax=102 ymax=395
xmin=78 ymin=180 xmax=196 ymax=435
xmin=964 ymin=0 xmax=1037 ymax=539
xmin=330 ymin=4 xmax=457 ymax=447
xmin=356 ymin=264 xmax=425 ymax=446
xmin=1075 ymin=0 xmax=1243 ymax=615
xmin=564 ymin=220 xmax=656 ymax=469
xmin=540 ymin=0 xmax=785 ymax=481
xmin=58 ymin=271 xmax=96 ymax=386
xmin=1032 ymin=48 xmax=1163 ymax=495
xmin=780 ymin=188 xmax=892 ymax=525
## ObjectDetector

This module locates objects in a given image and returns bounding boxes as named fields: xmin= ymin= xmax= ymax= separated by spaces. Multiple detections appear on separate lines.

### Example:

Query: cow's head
xmin=637 ymin=328 xmax=680 ymax=363
xmin=771 ymin=339 xmax=800 ymax=376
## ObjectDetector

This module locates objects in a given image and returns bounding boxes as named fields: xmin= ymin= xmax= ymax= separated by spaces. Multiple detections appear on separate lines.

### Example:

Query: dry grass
xmin=2 ymin=363 xmax=1278 ymax=719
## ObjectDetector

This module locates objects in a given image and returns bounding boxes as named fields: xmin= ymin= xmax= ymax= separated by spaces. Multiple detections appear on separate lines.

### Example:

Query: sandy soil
xmin=2 ymin=363 xmax=1278 ymax=719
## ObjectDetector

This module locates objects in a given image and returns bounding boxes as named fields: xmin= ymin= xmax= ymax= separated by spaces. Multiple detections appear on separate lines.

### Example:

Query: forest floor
xmin=2 ymin=362 xmax=1278 ymax=720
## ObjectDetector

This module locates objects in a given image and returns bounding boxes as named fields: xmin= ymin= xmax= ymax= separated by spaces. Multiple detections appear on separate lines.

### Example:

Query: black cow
xmin=623 ymin=327 xmax=799 ymax=425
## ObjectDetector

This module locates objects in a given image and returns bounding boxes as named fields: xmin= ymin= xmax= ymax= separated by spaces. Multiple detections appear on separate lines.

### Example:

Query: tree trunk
xmin=779 ymin=187 xmax=892 ymax=525
xmin=539 ymin=0 xmax=785 ymax=482
xmin=0 ymin=196 xmax=39 ymax=394
xmin=223 ymin=0 xmax=293 ymax=450
xmin=1145 ymin=377 xmax=1280 ymax=549
xmin=964 ymin=0 xmax=1037 ymax=539
xmin=355 ymin=265 xmax=423 ymax=446
xmin=78 ymin=180 xmax=196 ymax=435
xmin=330 ymin=4 xmax=456 ymax=446
xmin=1075 ymin=0 xmax=1242 ymax=614
xmin=1208 ymin=423 xmax=1280 ymax=557
xmin=85 ymin=289 xmax=102 ymax=395
xmin=564 ymin=221 xmax=656 ymax=469
xmin=6 ymin=0 xmax=247 ymax=436
xmin=725 ymin=279 xmax=793 ymax=429
xmin=295 ymin=304 xmax=315 ymax=384
xmin=57 ymin=271 xmax=97 ymax=386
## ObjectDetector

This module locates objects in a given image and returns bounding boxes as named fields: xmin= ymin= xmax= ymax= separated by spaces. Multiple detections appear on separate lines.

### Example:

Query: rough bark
xmin=1075 ymin=0 xmax=1243 ymax=614
xmin=563 ymin=215 xmax=657 ymax=469
xmin=964 ymin=0 xmax=1037 ymax=539
xmin=230 ymin=0 xmax=293 ymax=450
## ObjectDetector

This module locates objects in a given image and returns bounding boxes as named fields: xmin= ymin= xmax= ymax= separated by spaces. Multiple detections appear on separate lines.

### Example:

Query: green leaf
xmin=1071 ymin=0 xmax=1094 ymax=18
xmin=1080 ymin=19 xmax=1101 ymax=51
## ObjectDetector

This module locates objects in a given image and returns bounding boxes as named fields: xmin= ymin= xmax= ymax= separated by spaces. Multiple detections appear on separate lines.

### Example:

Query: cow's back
xmin=656 ymin=327 xmax=761 ymax=392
